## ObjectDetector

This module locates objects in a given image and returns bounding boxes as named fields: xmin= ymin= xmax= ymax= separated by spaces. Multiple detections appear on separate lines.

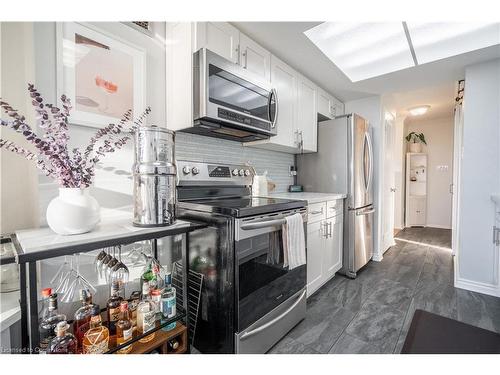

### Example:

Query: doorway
xmin=380 ymin=82 xmax=460 ymax=256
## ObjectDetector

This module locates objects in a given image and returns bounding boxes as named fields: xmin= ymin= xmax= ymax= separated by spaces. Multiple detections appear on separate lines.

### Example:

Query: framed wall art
xmin=56 ymin=22 xmax=146 ymax=128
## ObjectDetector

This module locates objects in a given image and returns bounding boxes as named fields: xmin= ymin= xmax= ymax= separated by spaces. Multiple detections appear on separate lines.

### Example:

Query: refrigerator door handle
xmin=356 ymin=207 xmax=375 ymax=216
xmin=365 ymin=131 xmax=374 ymax=193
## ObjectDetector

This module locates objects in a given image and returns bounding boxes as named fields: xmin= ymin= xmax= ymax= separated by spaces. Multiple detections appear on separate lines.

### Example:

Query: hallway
xmin=269 ymin=229 xmax=500 ymax=354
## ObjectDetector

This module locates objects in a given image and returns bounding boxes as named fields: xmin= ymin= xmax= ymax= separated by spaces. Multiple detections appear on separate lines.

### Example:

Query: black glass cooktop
xmin=178 ymin=196 xmax=307 ymax=218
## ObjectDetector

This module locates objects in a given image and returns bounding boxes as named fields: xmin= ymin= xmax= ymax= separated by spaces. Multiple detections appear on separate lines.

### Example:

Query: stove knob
xmin=244 ymin=169 xmax=251 ymax=176
xmin=182 ymin=166 xmax=191 ymax=175
xmin=238 ymin=169 xmax=245 ymax=176
xmin=232 ymin=169 xmax=239 ymax=176
xmin=192 ymin=166 xmax=200 ymax=175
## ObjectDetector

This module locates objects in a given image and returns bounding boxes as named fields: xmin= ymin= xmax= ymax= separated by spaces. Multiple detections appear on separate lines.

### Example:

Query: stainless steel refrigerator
xmin=297 ymin=113 xmax=374 ymax=278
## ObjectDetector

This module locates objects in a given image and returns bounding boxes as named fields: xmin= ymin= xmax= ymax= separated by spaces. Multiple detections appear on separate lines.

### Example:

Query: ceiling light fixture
xmin=304 ymin=22 xmax=500 ymax=82
xmin=408 ymin=105 xmax=430 ymax=116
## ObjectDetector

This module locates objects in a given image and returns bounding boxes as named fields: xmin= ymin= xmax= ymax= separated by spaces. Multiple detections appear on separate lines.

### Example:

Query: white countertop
xmin=266 ymin=192 xmax=346 ymax=204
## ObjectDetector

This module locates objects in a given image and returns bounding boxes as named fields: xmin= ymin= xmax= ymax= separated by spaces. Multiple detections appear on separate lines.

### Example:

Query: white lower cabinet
xmin=306 ymin=200 xmax=344 ymax=297
xmin=307 ymin=221 xmax=324 ymax=295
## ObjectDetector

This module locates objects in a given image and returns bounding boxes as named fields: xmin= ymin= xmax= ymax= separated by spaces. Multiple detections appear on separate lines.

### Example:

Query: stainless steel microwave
xmin=190 ymin=48 xmax=278 ymax=142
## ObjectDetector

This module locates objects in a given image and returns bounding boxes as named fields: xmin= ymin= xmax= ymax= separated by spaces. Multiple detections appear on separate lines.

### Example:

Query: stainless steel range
xmin=176 ymin=160 xmax=307 ymax=354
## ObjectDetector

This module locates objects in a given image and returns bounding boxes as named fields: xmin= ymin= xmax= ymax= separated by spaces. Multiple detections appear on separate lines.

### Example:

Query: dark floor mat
xmin=402 ymin=309 xmax=500 ymax=354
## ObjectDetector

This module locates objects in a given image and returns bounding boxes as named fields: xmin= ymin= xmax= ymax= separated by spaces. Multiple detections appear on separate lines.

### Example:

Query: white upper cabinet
xmin=195 ymin=22 xmax=240 ymax=64
xmin=296 ymin=74 xmax=317 ymax=153
xmin=317 ymin=88 xmax=333 ymax=119
xmin=268 ymin=55 xmax=297 ymax=150
xmin=317 ymin=88 xmax=344 ymax=119
xmin=239 ymin=33 xmax=271 ymax=81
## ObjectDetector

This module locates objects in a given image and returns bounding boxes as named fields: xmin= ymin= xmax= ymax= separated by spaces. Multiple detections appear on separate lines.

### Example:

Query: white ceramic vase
xmin=46 ymin=188 xmax=100 ymax=235
xmin=409 ymin=143 xmax=422 ymax=153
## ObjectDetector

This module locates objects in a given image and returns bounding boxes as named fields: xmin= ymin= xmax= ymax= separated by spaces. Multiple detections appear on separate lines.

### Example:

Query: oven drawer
xmin=308 ymin=202 xmax=327 ymax=223
xmin=235 ymin=288 xmax=306 ymax=354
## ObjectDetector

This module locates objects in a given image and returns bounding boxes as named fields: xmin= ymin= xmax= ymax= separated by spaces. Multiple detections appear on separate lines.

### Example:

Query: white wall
xmin=457 ymin=59 xmax=500 ymax=296
xmin=344 ymin=96 xmax=383 ymax=259
xmin=0 ymin=22 xmax=40 ymax=233
xmin=405 ymin=115 xmax=454 ymax=229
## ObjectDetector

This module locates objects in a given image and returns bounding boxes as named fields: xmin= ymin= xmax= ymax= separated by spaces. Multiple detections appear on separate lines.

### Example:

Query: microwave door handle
xmin=240 ymin=289 xmax=307 ymax=340
xmin=269 ymin=88 xmax=278 ymax=128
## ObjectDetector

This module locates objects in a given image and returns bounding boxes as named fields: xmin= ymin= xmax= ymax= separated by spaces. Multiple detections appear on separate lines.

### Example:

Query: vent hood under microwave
xmin=186 ymin=48 xmax=278 ymax=142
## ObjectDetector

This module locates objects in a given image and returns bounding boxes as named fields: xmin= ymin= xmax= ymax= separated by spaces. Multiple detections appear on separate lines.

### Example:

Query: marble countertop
xmin=266 ymin=192 xmax=347 ymax=204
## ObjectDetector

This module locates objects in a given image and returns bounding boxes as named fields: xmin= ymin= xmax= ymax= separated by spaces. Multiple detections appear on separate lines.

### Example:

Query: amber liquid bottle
xmin=73 ymin=289 xmax=96 ymax=352
xmin=82 ymin=313 xmax=110 ymax=354
xmin=107 ymin=281 xmax=123 ymax=336
xmin=115 ymin=301 xmax=133 ymax=354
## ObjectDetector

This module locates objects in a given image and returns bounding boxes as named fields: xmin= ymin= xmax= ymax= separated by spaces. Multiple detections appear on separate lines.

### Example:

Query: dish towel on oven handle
xmin=282 ymin=213 xmax=306 ymax=270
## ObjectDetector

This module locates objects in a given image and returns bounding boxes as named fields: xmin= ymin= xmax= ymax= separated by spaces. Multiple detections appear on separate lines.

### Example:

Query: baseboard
xmin=455 ymin=277 xmax=500 ymax=298
xmin=426 ymin=224 xmax=452 ymax=230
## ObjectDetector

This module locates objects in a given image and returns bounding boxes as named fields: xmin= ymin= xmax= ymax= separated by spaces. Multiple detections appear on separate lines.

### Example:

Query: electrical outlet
xmin=289 ymin=165 xmax=297 ymax=176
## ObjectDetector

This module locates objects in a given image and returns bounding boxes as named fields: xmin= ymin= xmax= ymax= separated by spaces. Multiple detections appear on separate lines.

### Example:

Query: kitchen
xmin=1 ymin=1 xmax=500 ymax=369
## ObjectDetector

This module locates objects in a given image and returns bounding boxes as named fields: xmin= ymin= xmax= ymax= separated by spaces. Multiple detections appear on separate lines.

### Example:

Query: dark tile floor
xmin=268 ymin=228 xmax=500 ymax=354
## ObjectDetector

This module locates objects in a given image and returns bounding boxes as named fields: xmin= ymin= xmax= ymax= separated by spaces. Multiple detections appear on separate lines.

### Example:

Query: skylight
xmin=304 ymin=22 xmax=500 ymax=82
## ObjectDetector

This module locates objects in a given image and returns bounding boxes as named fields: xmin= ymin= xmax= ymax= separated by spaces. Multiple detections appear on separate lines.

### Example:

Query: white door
xmin=239 ymin=33 xmax=271 ymax=81
xmin=196 ymin=22 xmax=240 ymax=64
xmin=270 ymin=55 xmax=297 ymax=149
xmin=382 ymin=115 xmax=396 ymax=253
xmin=296 ymin=74 xmax=317 ymax=153
xmin=306 ymin=221 xmax=324 ymax=297
xmin=323 ymin=216 xmax=343 ymax=279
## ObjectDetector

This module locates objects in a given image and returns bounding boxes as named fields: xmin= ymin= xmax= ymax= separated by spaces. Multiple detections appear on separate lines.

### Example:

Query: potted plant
xmin=405 ymin=131 xmax=427 ymax=153
xmin=1 ymin=84 xmax=150 ymax=235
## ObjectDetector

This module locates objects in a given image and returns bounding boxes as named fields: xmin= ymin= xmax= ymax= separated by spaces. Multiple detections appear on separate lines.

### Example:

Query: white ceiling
xmin=383 ymin=82 xmax=456 ymax=121
xmin=232 ymin=22 xmax=500 ymax=102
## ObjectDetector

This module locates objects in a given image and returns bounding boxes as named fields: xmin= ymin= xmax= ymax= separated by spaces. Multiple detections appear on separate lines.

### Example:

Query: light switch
xmin=436 ymin=165 xmax=449 ymax=172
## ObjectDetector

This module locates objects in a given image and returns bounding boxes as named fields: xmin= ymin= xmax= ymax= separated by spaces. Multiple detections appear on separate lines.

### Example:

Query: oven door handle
xmin=240 ymin=218 xmax=287 ymax=230
xmin=240 ymin=289 xmax=307 ymax=340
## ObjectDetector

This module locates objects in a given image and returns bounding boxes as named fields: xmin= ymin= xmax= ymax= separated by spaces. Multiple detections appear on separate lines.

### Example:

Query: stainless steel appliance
xmin=188 ymin=48 xmax=278 ymax=142
xmin=133 ymin=126 xmax=177 ymax=227
xmin=176 ymin=160 xmax=307 ymax=353
xmin=297 ymin=113 xmax=374 ymax=278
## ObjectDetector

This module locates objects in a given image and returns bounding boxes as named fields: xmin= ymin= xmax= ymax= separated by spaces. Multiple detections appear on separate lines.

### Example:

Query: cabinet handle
xmin=310 ymin=208 xmax=323 ymax=215
xmin=328 ymin=222 xmax=333 ymax=237
xmin=323 ymin=222 xmax=329 ymax=238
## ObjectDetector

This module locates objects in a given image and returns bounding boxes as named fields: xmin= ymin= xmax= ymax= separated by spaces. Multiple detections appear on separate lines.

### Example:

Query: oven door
xmin=194 ymin=48 xmax=277 ymax=137
xmin=235 ymin=209 xmax=307 ymax=333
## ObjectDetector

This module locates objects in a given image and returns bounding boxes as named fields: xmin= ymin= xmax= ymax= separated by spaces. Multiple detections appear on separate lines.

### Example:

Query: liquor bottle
xmin=115 ymin=301 xmax=133 ymax=354
xmin=82 ymin=311 xmax=109 ymax=354
xmin=137 ymin=281 xmax=156 ymax=343
xmin=160 ymin=274 xmax=177 ymax=331
xmin=47 ymin=321 xmax=77 ymax=354
xmin=106 ymin=281 xmax=123 ymax=335
xmin=39 ymin=288 xmax=52 ymax=320
xmin=167 ymin=338 xmax=179 ymax=351
xmin=128 ymin=291 xmax=141 ymax=332
xmin=73 ymin=289 xmax=96 ymax=352
xmin=39 ymin=293 xmax=66 ymax=353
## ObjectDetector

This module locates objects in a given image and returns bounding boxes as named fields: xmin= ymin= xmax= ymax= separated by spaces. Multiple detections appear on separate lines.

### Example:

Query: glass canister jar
xmin=133 ymin=126 xmax=176 ymax=227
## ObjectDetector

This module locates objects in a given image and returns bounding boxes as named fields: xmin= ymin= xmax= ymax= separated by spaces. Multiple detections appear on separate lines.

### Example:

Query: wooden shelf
xmin=109 ymin=322 xmax=187 ymax=354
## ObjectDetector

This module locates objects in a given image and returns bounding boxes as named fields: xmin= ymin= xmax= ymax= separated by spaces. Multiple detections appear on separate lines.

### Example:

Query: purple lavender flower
xmin=0 ymin=84 xmax=152 ymax=188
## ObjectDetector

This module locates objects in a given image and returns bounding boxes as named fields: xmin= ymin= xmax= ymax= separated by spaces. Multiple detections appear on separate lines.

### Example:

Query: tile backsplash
xmin=175 ymin=132 xmax=294 ymax=192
